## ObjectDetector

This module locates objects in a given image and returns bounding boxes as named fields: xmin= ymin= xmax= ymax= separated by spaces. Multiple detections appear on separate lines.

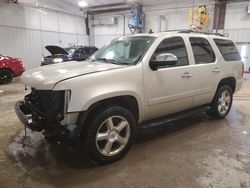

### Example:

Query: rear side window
xmin=190 ymin=37 xmax=216 ymax=64
xmin=213 ymin=39 xmax=241 ymax=61
xmin=82 ymin=48 xmax=90 ymax=54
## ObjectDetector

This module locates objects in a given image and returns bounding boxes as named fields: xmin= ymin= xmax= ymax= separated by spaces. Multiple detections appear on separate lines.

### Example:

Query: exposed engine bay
xmin=15 ymin=88 xmax=75 ymax=143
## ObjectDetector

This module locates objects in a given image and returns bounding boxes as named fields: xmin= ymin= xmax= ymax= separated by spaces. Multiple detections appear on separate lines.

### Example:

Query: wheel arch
xmin=77 ymin=95 xmax=140 ymax=142
xmin=0 ymin=68 xmax=14 ymax=84
xmin=217 ymin=77 xmax=236 ymax=93
xmin=85 ymin=95 xmax=139 ymax=123
xmin=0 ymin=68 xmax=14 ymax=75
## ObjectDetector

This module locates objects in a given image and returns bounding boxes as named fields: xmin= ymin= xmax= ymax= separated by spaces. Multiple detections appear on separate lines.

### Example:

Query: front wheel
xmin=0 ymin=69 xmax=13 ymax=84
xmin=85 ymin=106 xmax=136 ymax=164
xmin=207 ymin=85 xmax=233 ymax=119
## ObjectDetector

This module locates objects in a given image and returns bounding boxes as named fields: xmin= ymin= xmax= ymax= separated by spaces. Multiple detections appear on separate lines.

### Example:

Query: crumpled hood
xmin=21 ymin=61 xmax=124 ymax=90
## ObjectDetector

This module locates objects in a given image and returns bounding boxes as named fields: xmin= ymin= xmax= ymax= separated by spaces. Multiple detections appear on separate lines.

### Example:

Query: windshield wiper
xmin=95 ymin=58 xmax=121 ymax=65
xmin=91 ymin=58 xmax=131 ymax=65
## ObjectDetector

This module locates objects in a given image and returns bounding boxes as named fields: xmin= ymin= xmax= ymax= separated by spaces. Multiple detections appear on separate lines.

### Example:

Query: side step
xmin=138 ymin=105 xmax=210 ymax=129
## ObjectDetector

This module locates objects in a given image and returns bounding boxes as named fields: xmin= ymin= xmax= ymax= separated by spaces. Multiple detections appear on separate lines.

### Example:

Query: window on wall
xmin=152 ymin=37 xmax=189 ymax=67
xmin=190 ymin=37 xmax=216 ymax=64
xmin=214 ymin=39 xmax=241 ymax=61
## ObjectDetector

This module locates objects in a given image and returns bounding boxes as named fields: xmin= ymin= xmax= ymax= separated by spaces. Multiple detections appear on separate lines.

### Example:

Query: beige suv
xmin=15 ymin=30 xmax=243 ymax=164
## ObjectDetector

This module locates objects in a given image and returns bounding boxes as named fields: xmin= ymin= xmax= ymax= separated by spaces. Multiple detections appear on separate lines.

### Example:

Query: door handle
xmin=181 ymin=72 xmax=192 ymax=78
xmin=213 ymin=68 xmax=220 ymax=73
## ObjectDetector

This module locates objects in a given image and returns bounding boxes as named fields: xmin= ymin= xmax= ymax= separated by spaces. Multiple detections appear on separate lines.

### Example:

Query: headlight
xmin=53 ymin=58 xmax=63 ymax=63
xmin=64 ymin=90 xmax=71 ymax=114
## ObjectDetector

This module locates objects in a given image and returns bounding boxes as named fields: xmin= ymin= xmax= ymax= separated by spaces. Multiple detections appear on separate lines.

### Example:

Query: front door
xmin=143 ymin=36 xmax=195 ymax=121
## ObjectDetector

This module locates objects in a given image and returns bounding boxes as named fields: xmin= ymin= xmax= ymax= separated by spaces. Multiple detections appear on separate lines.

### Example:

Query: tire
xmin=0 ymin=69 xmax=13 ymax=84
xmin=84 ymin=106 xmax=136 ymax=164
xmin=207 ymin=85 xmax=233 ymax=119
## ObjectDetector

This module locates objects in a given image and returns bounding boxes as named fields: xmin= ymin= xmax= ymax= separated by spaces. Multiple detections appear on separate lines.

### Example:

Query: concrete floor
xmin=0 ymin=76 xmax=250 ymax=188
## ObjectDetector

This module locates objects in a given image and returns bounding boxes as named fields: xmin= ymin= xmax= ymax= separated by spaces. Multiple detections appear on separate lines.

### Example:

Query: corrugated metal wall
xmin=91 ymin=0 xmax=250 ymax=70
xmin=91 ymin=0 xmax=215 ymax=48
xmin=91 ymin=15 xmax=131 ymax=48
xmin=224 ymin=1 xmax=250 ymax=71
xmin=1 ymin=1 xmax=250 ymax=69
xmin=0 ymin=3 xmax=88 ymax=69
xmin=0 ymin=26 xmax=43 ymax=69
xmin=224 ymin=1 xmax=250 ymax=43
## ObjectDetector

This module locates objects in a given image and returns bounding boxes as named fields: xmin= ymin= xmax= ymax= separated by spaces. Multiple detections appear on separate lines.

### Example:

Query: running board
xmin=138 ymin=106 xmax=210 ymax=129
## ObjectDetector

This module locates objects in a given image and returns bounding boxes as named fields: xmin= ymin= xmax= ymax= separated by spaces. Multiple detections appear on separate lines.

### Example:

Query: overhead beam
xmin=213 ymin=0 xmax=227 ymax=31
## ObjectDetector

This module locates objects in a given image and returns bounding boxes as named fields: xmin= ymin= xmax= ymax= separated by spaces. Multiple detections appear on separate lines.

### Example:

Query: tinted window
xmin=76 ymin=48 xmax=89 ymax=55
xmin=214 ymin=39 xmax=241 ymax=61
xmin=90 ymin=48 xmax=96 ymax=54
xmin=84 ymin=48 xmax=91 ymax=54
xmin=190 ymin=37 xmax=215 ymax=64
xmin=77 ymin=48 xmax=83 ymax=54
xmin=152 ymin=37 xmax=189 ymax=67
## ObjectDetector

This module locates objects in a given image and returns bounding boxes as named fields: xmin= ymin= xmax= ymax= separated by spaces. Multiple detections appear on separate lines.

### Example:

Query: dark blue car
xmin=41 ymin=45 xmax=98 ymax=66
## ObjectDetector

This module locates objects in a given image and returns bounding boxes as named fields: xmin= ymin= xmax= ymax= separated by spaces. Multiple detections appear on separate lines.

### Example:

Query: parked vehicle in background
xmin=0 ymin=54 xmax=25 ymax=84
xmin=16 ymin=30 xmax=243 ymax=164
xmin=41 ymin=45 xmax=98 ymax=66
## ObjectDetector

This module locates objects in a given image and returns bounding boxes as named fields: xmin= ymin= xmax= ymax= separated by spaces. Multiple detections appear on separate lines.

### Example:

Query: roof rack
xmin=157 ymin=29 xmax=192 ymax=33
xmin=178 ymin=29 xmax=226 ymax=37
xmin=150 ymin=29 xmax=195 ymax=34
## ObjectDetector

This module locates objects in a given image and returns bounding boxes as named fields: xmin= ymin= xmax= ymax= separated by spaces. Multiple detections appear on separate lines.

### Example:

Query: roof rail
xmin=157 ymin=29 xmax=193 ymax=33
xmin=178 ymin=29 xmax=226 ymax=37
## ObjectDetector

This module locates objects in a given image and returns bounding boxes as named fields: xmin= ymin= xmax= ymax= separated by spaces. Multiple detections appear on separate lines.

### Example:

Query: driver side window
xmin=152 ymin=37 xmax=189 ymax=67
xmin=77 ymin=49 xmax=84 ymax=55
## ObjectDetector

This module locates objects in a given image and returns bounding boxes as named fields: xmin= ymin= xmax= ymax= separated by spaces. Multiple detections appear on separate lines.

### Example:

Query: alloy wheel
xmin=218 ymin=90 xmax=231 ymax=115
xmin=95 ymin=116 xmax=130 ymax=157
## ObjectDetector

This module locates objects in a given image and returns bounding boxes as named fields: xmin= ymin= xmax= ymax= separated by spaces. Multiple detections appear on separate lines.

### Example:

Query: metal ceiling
xmin=5 ymin=0 xmax=250 ymax=15
xmin=59 ymin=0 xmax=191 ymax=7
xmin=63 ymin=0 xmax=204 ymax=14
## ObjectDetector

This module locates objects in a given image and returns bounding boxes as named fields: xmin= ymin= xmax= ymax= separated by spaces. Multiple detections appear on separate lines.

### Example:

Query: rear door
xmin=213 ymin=38 xmax=243 ymax=92
xmin=189 ymin=37 xmax=221 ymax=107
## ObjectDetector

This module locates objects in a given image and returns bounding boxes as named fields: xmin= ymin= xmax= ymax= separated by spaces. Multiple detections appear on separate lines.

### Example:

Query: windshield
xmin=89 ymin=36 xmax=156 ymax=65
xmin=65 ymin=48 xmax=76 ymax=56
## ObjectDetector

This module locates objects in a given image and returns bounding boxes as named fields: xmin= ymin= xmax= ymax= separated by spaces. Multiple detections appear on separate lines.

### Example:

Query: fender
xmin=53 ymin=64 xmax=145 ymax=122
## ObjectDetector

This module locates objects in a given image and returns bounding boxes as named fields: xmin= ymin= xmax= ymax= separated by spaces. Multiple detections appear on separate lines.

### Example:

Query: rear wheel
xmin=0 ymin=69 xmax=13 ymax=84
xmin=207 ymin=85 xmax=233 ymax=118
xmin=84 ymin=106 xmax=136 ymax=164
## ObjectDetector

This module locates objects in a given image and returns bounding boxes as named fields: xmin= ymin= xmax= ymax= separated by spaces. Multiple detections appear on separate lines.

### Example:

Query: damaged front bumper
xmin=15 ymin=100 xmax=43 ymax=132
xmin=15 ymin=100 xmax=80 ymax=143
xmin=15 ymin=89 xmax=79 ymax=143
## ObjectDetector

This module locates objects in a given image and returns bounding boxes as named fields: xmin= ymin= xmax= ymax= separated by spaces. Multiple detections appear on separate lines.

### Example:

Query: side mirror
xmin=149 ymin=53 xmax=178 ymax=71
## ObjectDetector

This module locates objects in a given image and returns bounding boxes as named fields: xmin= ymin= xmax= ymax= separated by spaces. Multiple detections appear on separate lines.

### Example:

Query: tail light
xmin=21 ymin=61 xmax=25 ymax=69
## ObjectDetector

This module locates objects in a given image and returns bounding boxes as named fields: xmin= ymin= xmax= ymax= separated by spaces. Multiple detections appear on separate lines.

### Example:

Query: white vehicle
xmin=15 ymin=30 xmax=243 ymax=164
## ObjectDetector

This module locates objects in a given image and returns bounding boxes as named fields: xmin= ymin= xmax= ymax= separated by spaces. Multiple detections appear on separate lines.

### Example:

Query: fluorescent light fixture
xmin=78 ymin=1 xmax=88 ymax=7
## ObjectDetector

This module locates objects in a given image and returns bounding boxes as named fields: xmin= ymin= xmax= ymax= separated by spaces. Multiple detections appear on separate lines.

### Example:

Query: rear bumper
xmin=13 ymin=67 xmax=25 ymax=77
xmin=15 ymin=101 xmax=43 ymax=132
xmin=235 ymin=78 xmax=243 ymax=93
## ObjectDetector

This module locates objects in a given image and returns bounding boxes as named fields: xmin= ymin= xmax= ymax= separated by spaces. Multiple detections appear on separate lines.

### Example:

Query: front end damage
xmin=15 ymin=88 xmax=78 ymax=143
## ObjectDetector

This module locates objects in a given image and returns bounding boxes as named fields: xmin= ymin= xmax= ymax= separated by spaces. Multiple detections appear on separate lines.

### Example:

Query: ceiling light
xmin=78 ymin=1 xmax=88 ymax=7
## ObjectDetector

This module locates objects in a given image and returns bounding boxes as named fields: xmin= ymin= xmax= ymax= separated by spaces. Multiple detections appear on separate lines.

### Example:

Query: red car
xmin=0 ymin=54 xmax=25 ymax=84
